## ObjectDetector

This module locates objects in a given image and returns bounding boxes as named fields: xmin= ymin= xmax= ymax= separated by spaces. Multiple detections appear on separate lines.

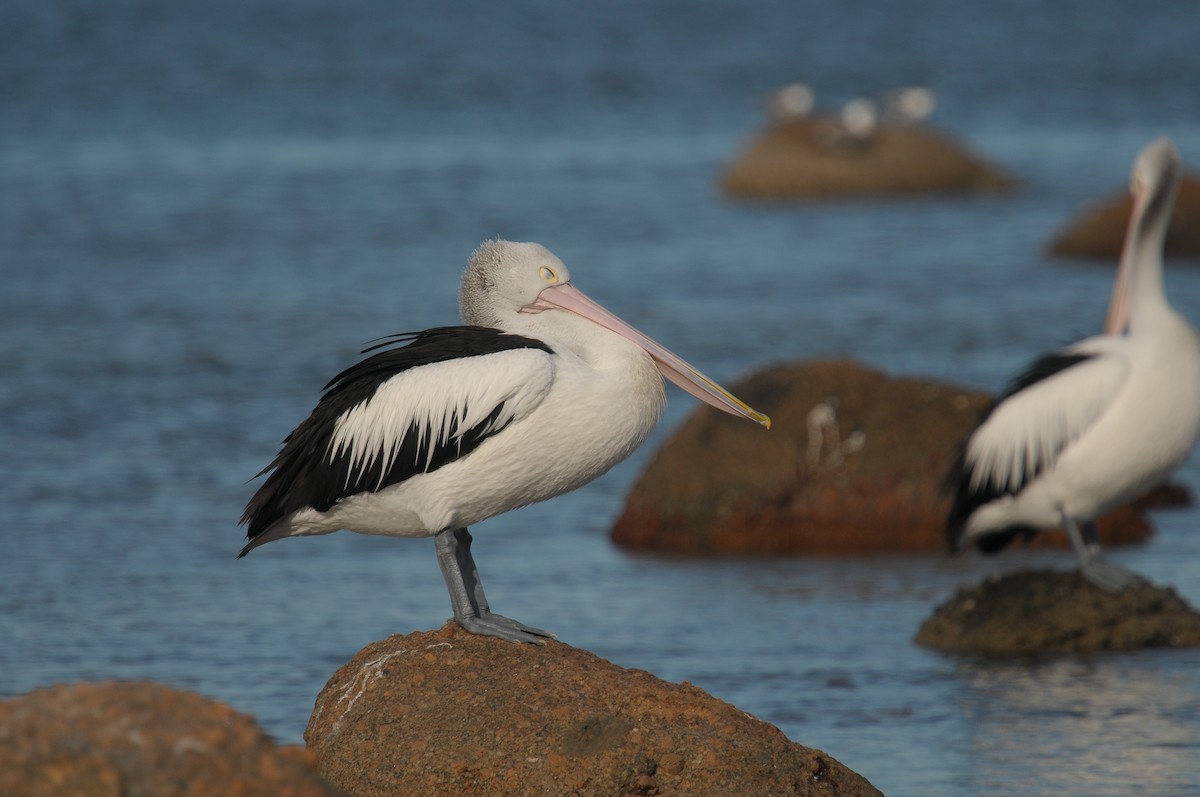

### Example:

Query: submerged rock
xmin=610 ymin=359 xmax=1153 ymax=555
xmin=721 ymin=119 xmax=1015 ymax=200
xmin=0 ymin=681 xmax=338 ymax=797
xmin=1135 ymin=481 xmax=1194 ymax=509
xmin=305 ymin=624 xmax=883 ymax=797
xmin=1047 ymin=174 xmax=1200 ymax=259
xmin=915 ymin=570 xmax=1200 ymax=654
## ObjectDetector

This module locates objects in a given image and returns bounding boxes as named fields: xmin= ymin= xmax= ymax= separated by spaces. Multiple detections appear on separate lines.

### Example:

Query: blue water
xmin=4 ymin=1 xmax=1200 ymax=795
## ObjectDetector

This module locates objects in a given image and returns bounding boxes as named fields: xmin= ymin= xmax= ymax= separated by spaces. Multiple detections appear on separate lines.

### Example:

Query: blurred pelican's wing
xmin=963 ymin=344 xmax=1129 ymax=497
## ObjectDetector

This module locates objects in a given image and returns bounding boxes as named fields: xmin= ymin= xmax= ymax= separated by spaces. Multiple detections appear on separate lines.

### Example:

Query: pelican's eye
xmin=539 ymin=266 xmax=558 ymax=283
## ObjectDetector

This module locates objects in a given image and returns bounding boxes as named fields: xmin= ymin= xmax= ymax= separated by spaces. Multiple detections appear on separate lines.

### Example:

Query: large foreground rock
xmin=915 ymin=570 xmax=1200 ymax=654
xmin=721 ymin=119 xmax=1015 ymax=200
xmin=0 ymin=681 xmax=339 ymax=797
xmin=305 ymin=624 xmax=882 ymax=797
xmin=610 ymin=359 xmax=1153 ymax=555
xmin=1047 ymin=173 xmax=1200 ymax=259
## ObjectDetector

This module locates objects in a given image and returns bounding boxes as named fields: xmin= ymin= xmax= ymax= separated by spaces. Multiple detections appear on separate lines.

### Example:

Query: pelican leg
xmin=1063 ymin=518 xmax=1138 ymax=592
xmin=434 ymin=527 xmax=554 ymax=644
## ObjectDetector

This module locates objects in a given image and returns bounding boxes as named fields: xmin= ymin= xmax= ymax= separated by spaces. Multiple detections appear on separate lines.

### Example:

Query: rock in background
xmin=610 ymin=359 xmax=1155 ymax=555
xmin=305 ymin=624 xmax=883 ymax=797
xmin=914 ymin=571 xmax=1200 ymax=654
xmin=0 ymin=681 xmax=340 ymax=797
xmin=721 ymin=120 xmax=1015 ymax=201
xmin=1047 ymin=174 xmax=1200 ymax=259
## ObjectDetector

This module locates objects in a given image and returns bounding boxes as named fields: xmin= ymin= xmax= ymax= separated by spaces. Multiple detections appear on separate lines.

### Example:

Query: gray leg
xmin=434 ymin=528 xmax=554 ymax=644
xmin=1064 ymin=518 xmax=1138 ymax=592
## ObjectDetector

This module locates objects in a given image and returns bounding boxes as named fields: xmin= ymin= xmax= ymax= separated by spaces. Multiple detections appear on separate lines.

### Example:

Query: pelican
xmin=767 ymin=82 xmax=815 ymax=123
xmin=879 ymin=85 xmax=936 ymax=126
xmin=240 ymin=241 xmax=770 ymax=642
xmin=946 ymin=138 xmax=1200 ymax=592
xmin=840 ymin=96 xmax=878 ymax=141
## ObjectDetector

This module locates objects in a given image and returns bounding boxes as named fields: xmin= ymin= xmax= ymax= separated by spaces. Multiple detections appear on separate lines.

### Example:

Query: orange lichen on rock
xmin=305 ymin=624 xmax=883 ymax=797
xmin=0 ymin=681 xmax=339 ymax=797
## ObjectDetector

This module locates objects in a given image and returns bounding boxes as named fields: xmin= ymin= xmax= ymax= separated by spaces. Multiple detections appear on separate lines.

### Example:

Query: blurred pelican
xmin=945 ymin=138 xmax=1200 ymax=591
xmin=840 ymin=97 xmax=878 ymax=141
xmin=880 ymin=85 xmax=936 ymax=126
xmin=767 ymin=82 xmax=815 ymax=123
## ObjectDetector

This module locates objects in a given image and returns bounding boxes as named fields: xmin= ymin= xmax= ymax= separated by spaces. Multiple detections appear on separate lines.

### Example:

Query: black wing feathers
xmin=240 ymin=327 xmax=552 ymax=541
xmin=993 ymin=352 xmax=1093 ymax=405
xmin=943 ymin=351 xmax=1096 ymax=554
xmin=943 ymin=442 xmax=1038 ymax=553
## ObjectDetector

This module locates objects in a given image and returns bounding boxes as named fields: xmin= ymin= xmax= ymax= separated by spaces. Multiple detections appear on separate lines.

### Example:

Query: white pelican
xmin=946 ymin=138 xmax=1200 ymax=592
xmin=240 ymin=241 xmax=770 ymax=642
xmin=814 ymin=96 xmax=878 ymax=152
xmin=840 ymin=96 xmax=878 ymax=142
xmin=879 ymin=85 xmax=936 ymax=126
xmin=767 ymin=82 xmax=815 ymax=123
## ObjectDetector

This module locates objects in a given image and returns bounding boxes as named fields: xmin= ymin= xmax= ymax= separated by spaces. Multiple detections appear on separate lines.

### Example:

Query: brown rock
xmin=720 ymin=119 xmax=1016 ymax=200
xmin=305 ymin=624 xmax=882 ymax=797
xmin=0 ymin=681 xmax=340 ymax=797
xmin=609 ymin=359 xmax=1152 ymax=555
xmin=914 ymin=570 xmax=1200 ymax=654
xmin=1047 ymin=174 xmax=1200 ymax=259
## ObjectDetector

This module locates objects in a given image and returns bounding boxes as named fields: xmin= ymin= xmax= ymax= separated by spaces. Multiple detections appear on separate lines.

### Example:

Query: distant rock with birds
xmin=721 ymin=119 xmax=1016 ymax=200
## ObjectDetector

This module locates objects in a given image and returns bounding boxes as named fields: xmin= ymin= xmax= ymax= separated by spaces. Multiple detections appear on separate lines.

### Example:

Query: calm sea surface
xmin=3 ymin=2 xmax=1200 ymax=795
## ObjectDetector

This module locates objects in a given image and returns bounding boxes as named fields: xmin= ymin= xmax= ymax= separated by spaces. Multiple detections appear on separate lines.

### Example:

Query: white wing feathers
xmin=965 ymin=348 xmax=1129 ymax=494
xmin=328 ymin=349 xmax=556 ymax=486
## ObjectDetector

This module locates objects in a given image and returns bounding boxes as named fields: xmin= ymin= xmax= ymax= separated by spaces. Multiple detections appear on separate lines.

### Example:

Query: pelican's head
xmin=1104 ymin=138 xmax=1183 ymax=335
xmin=460 ymin=240 xmax=572 ymax=328
xmin=1130 ymin=137 xmax=1181 ymax=201
xmin=1127 ymin=137 xmax=1182 ymax=249
xmin=460 ymin=240 xmax=770 ymax=429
